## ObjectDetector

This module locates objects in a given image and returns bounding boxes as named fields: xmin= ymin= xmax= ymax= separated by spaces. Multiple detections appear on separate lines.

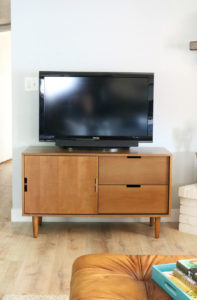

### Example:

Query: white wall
xmin=0 ymin=31 xmax=12 ymax=163
xmin=11 ymin=0 xmax=197 ymax=215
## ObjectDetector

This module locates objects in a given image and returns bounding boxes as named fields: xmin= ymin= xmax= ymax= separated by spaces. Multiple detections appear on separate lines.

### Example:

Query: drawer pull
xmin=126 ymin=185 xmax=141 ymax=188
xmin=127 ymin=156 xmax=141 ymax=159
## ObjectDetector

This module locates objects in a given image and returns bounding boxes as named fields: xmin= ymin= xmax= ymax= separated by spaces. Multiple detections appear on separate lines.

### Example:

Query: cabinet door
xmin=24 ymin=156 xmax=98 ymax=214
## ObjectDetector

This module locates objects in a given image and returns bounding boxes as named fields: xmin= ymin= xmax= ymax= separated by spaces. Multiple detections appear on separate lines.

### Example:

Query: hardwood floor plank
xmin=0 ymin=160 xmax=12 ymax=222
xmin=0 ymin=221 xmax=197 ymax=297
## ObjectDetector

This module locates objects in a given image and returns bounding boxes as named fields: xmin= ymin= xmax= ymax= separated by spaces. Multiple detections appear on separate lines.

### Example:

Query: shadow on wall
xmin=173 ymin=123 xmax=194 ymax=152
xmin=172 ymin=123 xmax=197 ymax=208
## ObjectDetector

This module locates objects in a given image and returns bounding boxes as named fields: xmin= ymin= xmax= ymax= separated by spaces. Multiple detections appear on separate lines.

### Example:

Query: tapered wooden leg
xmin=32 ymin=216 xmax=39 ymax=238
xmin=150 ymin=217 xmax=154 ymax=227
xmin=38 ymin=216 xmax=42 ymax=226
xmin=155 ymin=217 xmax=160 ymax=239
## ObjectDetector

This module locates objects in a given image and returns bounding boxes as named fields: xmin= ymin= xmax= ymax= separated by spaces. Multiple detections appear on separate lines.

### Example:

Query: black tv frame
xmin=39 ymin=71 xmax=154 ymax=148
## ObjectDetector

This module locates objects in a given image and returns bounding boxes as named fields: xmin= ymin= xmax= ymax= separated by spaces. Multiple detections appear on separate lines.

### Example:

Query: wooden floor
xmin=0 ymin=161 xmax=197 ymax=297
xmin=1 ymin=222 xmax=197 ymax=297
xmin=0 ymin=160 xmax=12 ymax=222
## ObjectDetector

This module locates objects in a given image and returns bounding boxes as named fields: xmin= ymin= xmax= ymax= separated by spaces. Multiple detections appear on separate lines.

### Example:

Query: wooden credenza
xmin=22 ymin=146 xmax=172 ymax=238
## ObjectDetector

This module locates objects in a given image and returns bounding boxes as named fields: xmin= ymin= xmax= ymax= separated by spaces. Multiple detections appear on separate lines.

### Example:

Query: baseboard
xmin=0 ymin=158 xmax=12 ymax=165
xmin=11 ymin=208 xmax=179 ymax=222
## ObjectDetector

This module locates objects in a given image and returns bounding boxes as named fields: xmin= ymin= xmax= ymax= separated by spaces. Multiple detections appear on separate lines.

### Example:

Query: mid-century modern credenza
xmin=22 ymin=147 xmax=172 ymax=238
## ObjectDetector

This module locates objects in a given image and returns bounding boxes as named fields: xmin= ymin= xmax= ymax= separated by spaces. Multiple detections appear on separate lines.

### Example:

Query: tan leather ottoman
xmin=70 ymin=254 xmax=193 ymax=300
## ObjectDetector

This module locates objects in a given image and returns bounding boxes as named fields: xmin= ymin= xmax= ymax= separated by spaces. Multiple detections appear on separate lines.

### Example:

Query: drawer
xmin=99 ymin=156 xmax=169 ymax=185
xmin=99 ymin=185 xmax=169 ymax=214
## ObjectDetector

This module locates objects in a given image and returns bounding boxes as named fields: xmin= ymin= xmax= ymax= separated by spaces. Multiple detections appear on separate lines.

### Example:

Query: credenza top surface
xmin=23 ymin=146 xmax=171 ymax=156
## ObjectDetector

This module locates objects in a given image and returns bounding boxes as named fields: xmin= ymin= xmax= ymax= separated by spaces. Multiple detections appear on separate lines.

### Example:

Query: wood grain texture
xmin=0 ymin=222 xmax=197 ymax=297
xmin=155 ymin=217 xmax=161 ymax=239
xmin=22 ymin=154 xmax=25 ymax=219
xmin=99 ymin=185 xmax=169 ymax=214
xmin=24 ymin=156 xmax=98 ymax=215
xmin=168 ymin=155 xmax=172 ymax=217
xmin=32 ymin=216 xmax=39 ymax=238
xmin=0 ymin=159 xmax=192 ymax=297
xmin=99 ymin=156 xmax=169 ymax=185
xmin=22 ymin=147 xmax=172 ymax=239
xmin=150 ymin=217 xmax=154 ymax=226
xmin=22 ymin=213 xmax=170 ymax=217
xmin=23 ymin=146 xmax=171 ymax=156
xmin=0 ymin=160 xmax=12 ymax=222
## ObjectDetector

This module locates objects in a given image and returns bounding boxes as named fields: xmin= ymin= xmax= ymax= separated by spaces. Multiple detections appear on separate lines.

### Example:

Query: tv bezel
xmin=39 ymin=71 xmax=154 ymax=143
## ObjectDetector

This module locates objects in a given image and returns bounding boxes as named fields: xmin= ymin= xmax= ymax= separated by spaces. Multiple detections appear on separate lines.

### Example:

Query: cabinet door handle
xmin=127 ymin=156 xmax=141 ymax=159
xmin=24 ymin=177 xmax=28 ymax=192
xmin=126 ymin=185 xmax=141 ymax=188
xmin=95 ymin=178 xmax=98 ymax=193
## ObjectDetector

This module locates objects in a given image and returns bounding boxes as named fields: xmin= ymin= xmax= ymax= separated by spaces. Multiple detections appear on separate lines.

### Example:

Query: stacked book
xmin=163 ymin=258 xmax=197 ymax=299
xmin=179 ymin=184 xmax=197 ymax=236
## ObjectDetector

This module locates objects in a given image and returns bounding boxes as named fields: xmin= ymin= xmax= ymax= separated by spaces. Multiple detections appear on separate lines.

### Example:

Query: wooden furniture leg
xmin=150 ymin=217 xmax=154 ymax=226
xmin=32 ymin=216 xmax=39 ymax=238
xmin=38 ymin=216 xmax=42 ymax=226
xmin=155 ymin=217 xmax=160 ymax=239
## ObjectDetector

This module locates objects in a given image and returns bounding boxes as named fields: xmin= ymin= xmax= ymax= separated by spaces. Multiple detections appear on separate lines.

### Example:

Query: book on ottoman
xmin=177 ymin=259 xmax=197 ymax=282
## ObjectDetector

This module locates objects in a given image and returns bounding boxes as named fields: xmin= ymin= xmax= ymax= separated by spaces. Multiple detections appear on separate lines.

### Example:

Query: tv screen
xmin=39 ymin=72 xmax=153 ymax=142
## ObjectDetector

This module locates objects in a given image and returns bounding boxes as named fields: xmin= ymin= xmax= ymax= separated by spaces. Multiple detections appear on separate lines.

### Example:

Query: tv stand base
xmin=22 ymin=146 xmax=172 ymax=239
xmin=32 ymin=216 xmax=161 ymax=239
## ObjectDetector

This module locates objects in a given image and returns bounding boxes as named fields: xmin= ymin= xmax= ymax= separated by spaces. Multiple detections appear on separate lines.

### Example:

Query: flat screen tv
xmin=39 ymin=72 xmax=154 ymax=148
